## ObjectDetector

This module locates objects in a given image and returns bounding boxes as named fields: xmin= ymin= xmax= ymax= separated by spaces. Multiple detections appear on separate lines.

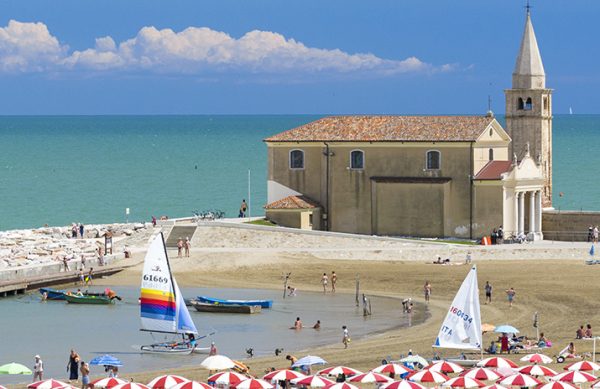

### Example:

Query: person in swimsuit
xmin=505 ymin=287 xmax=516 ymax=307
xmin=321 ymin=273 xmax=328 ymax=293
xmin=80 ymin=361 xmax=90 ymax=389
xmin=423 ymin=281 xmax=431 ymax=303
xmin=331 ymin=271 xmax=337 ymax=292
xmin=313 ymin=320 xmax=321 ymax=329
xmin=293 ymin=317 xmax=303 ymax=330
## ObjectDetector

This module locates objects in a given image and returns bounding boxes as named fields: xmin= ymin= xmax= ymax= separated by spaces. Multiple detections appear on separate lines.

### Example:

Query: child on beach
xmin=342 ymin=325 xmax=350 ymax=348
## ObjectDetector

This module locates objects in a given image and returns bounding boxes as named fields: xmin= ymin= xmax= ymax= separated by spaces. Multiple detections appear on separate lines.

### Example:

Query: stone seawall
xmin=543 ymin=210 xmax=600 ymax=241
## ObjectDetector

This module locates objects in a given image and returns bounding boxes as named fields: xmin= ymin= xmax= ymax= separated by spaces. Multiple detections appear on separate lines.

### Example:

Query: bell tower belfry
xmin=505 ymin=8 xmax=553 ymax=207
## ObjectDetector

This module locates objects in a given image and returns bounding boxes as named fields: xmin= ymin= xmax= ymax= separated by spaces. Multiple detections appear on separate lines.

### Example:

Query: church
xmin=263 ymin=10 xmax=551 ymax=240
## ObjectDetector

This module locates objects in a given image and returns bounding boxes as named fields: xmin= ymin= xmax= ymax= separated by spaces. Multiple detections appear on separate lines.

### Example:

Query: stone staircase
xmin=165 ymin=225 xmax=197 ymax=248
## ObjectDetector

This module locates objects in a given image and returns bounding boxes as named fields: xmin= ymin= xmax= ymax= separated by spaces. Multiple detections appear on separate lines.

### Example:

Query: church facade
xmin=263 ymin=10 xmax=551 ymax=240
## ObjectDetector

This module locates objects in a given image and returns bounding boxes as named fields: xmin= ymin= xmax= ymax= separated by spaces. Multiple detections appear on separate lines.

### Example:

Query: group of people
xmin=423 ymin=280 xmax=515 ymax=307
xmin=576 ymin=323 xmax=593 ymax=339
xmin=291 ymin=317 xmax=321 ymax=330
xmin=320 ymin=271 xmax=337 ymax=293
xmin=71 ymin=223 xmax=85 ymax=239
xmin=588 ymin=225 xmax=599 ymax=243
xmin=490 ymin=226 xmax=504 ymax=244
xmin=176 ymin=237 xmax=191 ymax=257
xmin=33 ymin=350 xmax=118 ymax=389
xmin=486 ymin=332 xmax=551 ymax=354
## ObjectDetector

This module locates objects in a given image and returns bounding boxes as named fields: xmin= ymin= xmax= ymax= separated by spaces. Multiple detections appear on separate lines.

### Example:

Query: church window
xmin=525 ymin=97 xmax=533 ymax=110
xmin=518 ymin=98 xmax=524 ymax=110
xmin=289 ymin=149 xmax=304 ymax=169
xmin=350 ymin=150 xmax=364 ymax=170
xmin=426 ymin=150 xmax=441 ymax=170
xmin=489 ymin=148 xmax=494 ymax=161
xmin=543 ymin=96 xmax=549 ymax=111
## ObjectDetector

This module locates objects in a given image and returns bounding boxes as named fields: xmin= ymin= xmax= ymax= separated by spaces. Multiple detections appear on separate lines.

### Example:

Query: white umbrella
xmin=200 ymin=355 xmax=236 ymax=370
xmin=293 ymin=356 xmax=327 ymax=368
xmin=400 ymin=355 xmax=429 ymax=367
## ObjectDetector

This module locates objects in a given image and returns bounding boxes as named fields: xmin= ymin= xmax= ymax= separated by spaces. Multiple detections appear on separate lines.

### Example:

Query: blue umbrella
xmin=89 ymin=355 xmax=123 ymax=367
xmin=494 ymin=324 xmax=519 ymax=334
xmin=292 ymin=355 xmax=327 ymax=367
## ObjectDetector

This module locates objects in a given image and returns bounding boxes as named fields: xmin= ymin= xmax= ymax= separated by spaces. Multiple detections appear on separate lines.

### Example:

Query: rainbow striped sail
xmin=140 ymin=233 xmax=197 ymax=334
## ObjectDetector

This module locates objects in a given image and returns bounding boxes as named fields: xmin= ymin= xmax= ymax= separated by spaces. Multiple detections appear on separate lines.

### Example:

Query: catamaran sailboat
xmin=140 ymin=233 xmax=210 ymax=354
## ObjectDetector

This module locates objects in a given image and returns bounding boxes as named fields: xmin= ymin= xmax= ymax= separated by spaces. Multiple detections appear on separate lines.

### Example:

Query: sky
xmin=0 ymin=0 xmax=598 ymax=115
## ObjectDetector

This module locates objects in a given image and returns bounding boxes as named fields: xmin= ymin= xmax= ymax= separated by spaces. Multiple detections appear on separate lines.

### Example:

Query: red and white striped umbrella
xmin=461 ymin=368 xmax=501 ymax=381
xmin=442 ymin=377 xmax=485 ymax=388
xmin=28 ymin=380 xmax=73 ymax=389
xmin=148 ymin=375 xmax=189 ymax=389
xmin=0 ymin=385 xmax=6 ymax=389
xmin=520 ymin=354 xmax=553 ymax=364
xmin=112 ymin=383 xmax=151 ymax=389
xmin=208 ymin=372 xmax=248 ymax=385
xmin=381 ymin=380 xmax=426 ymax=389
xmin=408 ymin=370 xmax=450 ymax=383
xmin=372 ymin=363 xmax=414 ymax=376
xmin=428 ymin=361 xmax=465 ymax=374
xmin=481 ymin=385 xmax=508 ymax=389
xmin=90 ymin=378 xmax=128 ymax=389
xmin=565 ymin=361 xmax=600 ymax=372
xmin=517 ymin=365 xmax=557 ymax=377
xmin=324 ymin=383 xmax=359 ymax=389
xmin=292 ymin=376 xmax=335 ymax=388
xmin=477 ymin=358 xmax=518 ymax=369
xmin=233 ymin=378 xmax=274 ymax=389
xmin=263 ymin=369 xmax=307 ymax=381
xmin=170 ymin=382 xmax=212 ymax=389
xmin=348 ymin=372 xmax=393 ymax=383
xmin=592 ymin=379 xmax=600 ymax=388
xmin=497 ymin=373 xmax=542 ymax=388
xmin=538 ymin=382 xmax=578 ymax=389
xmin=551 ymin=371 xmax=597 ymax=383
xmin=318 ymin=366 xmax=362 ymax=377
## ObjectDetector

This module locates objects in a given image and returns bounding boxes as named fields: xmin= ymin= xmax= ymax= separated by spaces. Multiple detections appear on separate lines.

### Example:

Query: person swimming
xmin=313 ymin=320 xmax=321 ymax=329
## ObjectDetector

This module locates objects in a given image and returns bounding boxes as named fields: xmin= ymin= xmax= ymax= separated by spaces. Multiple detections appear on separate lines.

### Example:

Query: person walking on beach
xmin=485 ymin=281 xmax=493 ymax=304
xmin=424 ymin=281 xmax=431 ymax=303
xmin=86 ymin=268 xmax=94 ymax=285
xmin=342 ymin=325 xmax=350 ymax=349
xmin=239 ymin=199 xmax=248 ymax=218
xmin=505 ymin=287 xmax=516 ymax=307
xmin=331 ymin=271 xmax=337 ymax=292
xmin=177 ymin=238 xmax=183 ymax=257
xmin=67 ymin=350 xmax=80 ymax=381
xmin=79 ymin=223 xmax=84 ymax=239
xmin=184 ymin=237 xmax=191 ymax=257
xmin=33 ymin=355 xmax=43 ymax=382
xmin=80 ymin=361 xmax=90 ymax=389
xmin=321 ymin=273 xmax=328 ymax=293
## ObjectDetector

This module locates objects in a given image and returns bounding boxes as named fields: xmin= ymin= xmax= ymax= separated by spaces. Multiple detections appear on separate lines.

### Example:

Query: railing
xmin=541 ymin=230 xmax=597 ymax=242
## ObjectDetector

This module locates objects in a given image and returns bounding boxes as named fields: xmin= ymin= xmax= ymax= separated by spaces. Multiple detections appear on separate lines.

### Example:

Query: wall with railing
xmin=542 ymin=210 xmax=600 ymax=241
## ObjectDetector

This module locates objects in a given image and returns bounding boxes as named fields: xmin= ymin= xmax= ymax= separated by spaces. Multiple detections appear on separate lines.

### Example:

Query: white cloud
xmin=0 ymin=20 xmax=452 ymax=78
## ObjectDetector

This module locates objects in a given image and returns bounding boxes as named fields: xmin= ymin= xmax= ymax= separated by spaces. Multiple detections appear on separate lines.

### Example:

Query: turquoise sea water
xmin=0 ymin=114 xmax=598 ymax=230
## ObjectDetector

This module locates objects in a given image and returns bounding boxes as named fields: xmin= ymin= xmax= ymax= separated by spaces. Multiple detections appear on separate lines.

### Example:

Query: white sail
xmin=433 ymin=265 xmax=482 ymax=350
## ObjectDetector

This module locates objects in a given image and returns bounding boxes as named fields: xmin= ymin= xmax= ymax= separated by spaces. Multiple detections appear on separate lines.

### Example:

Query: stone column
xmin=536 ymin=190 xmax=543 ymax=234
xmin=518 ymin=192 xmax=525 ymax=235
xmin=529 ymin=191 xmax=536 ymax=234
xmin=513 ymin=191 xmax=520 ymax=237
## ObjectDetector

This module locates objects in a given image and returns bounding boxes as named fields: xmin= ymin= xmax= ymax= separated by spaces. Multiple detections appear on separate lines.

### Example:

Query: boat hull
xmin=140 ymin=344 xmax=209 ymax=354
xmin=196 ymin=295 xmax=272 ymax=308
xmin=191 ymin=301 xmax=261 ymax=314
xmin=40 ymin=288 xmax=66 ymax=300
xmin=65 ymin=295 xmax=113 ymax=305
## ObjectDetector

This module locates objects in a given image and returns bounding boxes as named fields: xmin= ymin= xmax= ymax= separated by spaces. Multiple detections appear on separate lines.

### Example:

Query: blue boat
xmin=196 ymin=296 xmax=273 ymax=309
xmin=40 ymin=288 xmax=66 ymax=300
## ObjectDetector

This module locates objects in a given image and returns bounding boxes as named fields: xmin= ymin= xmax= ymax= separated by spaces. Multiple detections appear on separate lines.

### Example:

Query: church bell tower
xmin=505 ymin=8 xmax=553 ymax=207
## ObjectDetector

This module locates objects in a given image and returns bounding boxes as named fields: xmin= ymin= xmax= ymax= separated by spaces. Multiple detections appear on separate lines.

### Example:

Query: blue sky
xmin=0 ymin=0 xmax=598 ymax=114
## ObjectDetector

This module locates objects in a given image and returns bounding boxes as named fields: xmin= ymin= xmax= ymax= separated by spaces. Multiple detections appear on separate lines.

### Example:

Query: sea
xmin=0 ymin=114 xmax=598 ymax=230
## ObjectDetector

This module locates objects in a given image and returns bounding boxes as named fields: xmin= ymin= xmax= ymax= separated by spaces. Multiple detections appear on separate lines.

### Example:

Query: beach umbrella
xmin=28 ymin=379 xmax=72 ymax=389
xmin=233 ymin=378 xmax=273 ymax=389
xmin=442 ymin=377 xmax=485 ymax=388
xmin=317 ymin=366 xmax=362 ymax=377
xmin=90 ymin=377 xmax=128 ymax=389
xmin=481 ymin=385 xmax=508 ymax=389
xmin=551 ymin=371 xmax=597 ymax=383
xmin=381 ymin=380 xmax=426 ymax=389
xmin=112 ymin=384 xmax=151 ymax=389
xmin=400 ymin=355 xmax=429 ymax=368
xmin=427 ymin=361 xmax=465 ymax=374
xmin=493 ymin=325 xmax=519 ymax=334
xmin=147 ymin=375 xmax=189 ymax=389
xmin=565 ymin=361 xmax=600 ymax=371
xmin=497 ymin=373 xmax=542 ymax=387
xmin=407 ymin=370 xmax=450 ymax=384
xmin=372 ymin=363 xmax=414 ymax=376
xmin=0 ymin=362 xmax=32 ymax=375
xmin=348 ymin=372 xmax=393 ymax=383
xmin=482 ymin=323 xmax=496 ymax=333
xmin=208 ymin=372 xmax=248 ymax=385
xmin=477 ymin=357 xmax=518 ymax=369
xmin=170 ymin=382 xmax=212 ymax=389
xmin=0 ymin=385 xmax=6 ymax=389
xmin=460 ymin=368 xmax=501 ymax=381
xmin=323 ymin=383 xmax=359 ymax=389
xmin=200 ymin=355 xmax=236 ymax=370
xmin=291 ymin=375 xmax=334 ymax=388
xmin=592 ymin=379 xmax=600 ymax=388
xmin=520 ymin=353 xmax=553 ymax=364
xmin=538 ymin=382 xmax=578 ymax=389
xmin=293 ymin=356 xmax=327 ymax=368
xmin=89 ymin=354 xmax=123 ymax=367
xmin=263 ymin=369 xmax=307 ymax=381
xmin=516 ymin=365 xmax=557 ymax=377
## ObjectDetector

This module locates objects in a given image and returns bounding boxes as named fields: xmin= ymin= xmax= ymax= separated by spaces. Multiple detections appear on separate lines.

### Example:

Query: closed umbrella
xmin=89 ymin=355 xmax=123 ymax=367
xmin=293 ymin=356 xmax=327 ymax=368
xmin=0 ymin=362 xmax=32 ymax=375
xmin=442 ymin=377 xmax=485 ymax=388
xmin=263 ymin=370 xmax=306 ymax=381
xmin=493 ymin=325 xmax=519 ymax=334
xmin=348 ymin=372 xmax=393 ymax=383
xmin=497 ymin=373 xmax=542 ymax=387
xmin=372 ymin=364 xmax=414 ymax=376
xmin=520 ymin=354 xmax=553 ymax=364
xmin=460 ymin=368 xmax=501 ymax=381
xmin=147 ymin=375 xmax=189 ymax=389
xmin=233 ymin=378 xmax=273 ymax=389
xmin=90 ymin=378 xmax=128 ymax=389
xmin=381 ymin=381 xmax=426 ymax=389
xmin=200 ymin=355 xmax=236 ymax=370
xmin=291 ymin=375 xmax=334 ymax=388
xmin=170 ymin=382 xmax=212 ymax=389
xmin=428 ymin=361 xmax=465 ymax=374
xmin=317 ymin=367 xmax=362 ymax=377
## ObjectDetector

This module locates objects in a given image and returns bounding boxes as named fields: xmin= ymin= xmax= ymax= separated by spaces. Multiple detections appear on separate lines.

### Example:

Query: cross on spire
xmin=525 ymin=0 xmax=531 ymax=14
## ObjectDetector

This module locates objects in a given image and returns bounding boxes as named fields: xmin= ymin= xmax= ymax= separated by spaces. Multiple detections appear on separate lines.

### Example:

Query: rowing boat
xmin=65 ymin=294 xmax=114 ymax=305
xmin=196 ymin=295 xmax=272 ymax=308
xmin=191 ymin=300 xmax=261 ymax=314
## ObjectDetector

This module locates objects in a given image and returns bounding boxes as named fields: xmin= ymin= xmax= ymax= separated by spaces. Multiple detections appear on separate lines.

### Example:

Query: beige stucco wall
xmin=472 ymin=182 xmax=504 ymax=238
xmin=265 ymin=209 xmax=321 ymax=230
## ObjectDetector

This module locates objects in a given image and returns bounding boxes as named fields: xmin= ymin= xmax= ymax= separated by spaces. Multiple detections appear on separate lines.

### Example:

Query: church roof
xmin=264 ymin=115 xmax=495 ymax=143
xmin=513 ymin=11 xmax=545 ymax=89
xmin=474 ymin=160 xmax=513 ymax=180
xmin=264 ymin=195 xmax=320 ymax=210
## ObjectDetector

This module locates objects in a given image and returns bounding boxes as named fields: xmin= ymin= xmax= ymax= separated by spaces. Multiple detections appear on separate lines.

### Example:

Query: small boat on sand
xmin=65 ymin=294 xmax=114 ymax=305
xmin=191 ymin=300 xmax=261 ymax=314
xmin=195 ymin=296 xmax=272 ymax=308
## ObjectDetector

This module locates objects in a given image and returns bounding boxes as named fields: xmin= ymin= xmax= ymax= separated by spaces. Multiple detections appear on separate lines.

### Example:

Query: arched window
xmin=525 ymin=97 xmax=533 ymax=110
xmin=350 ymin=150 xmax=364 ymax=170
xmin=489 ymin=148 xmax=494 ymax=161
xmin=289 ymin=149 xmax=304 ymax=169
xmin=517 ymin=98 xmax=524 ymax=110
xmin=426 ymin=150 xmax=441 ymax=170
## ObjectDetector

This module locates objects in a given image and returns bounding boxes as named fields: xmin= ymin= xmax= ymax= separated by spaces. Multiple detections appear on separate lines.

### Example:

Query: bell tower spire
xmin=512 ymin=5 xmax=545 ymax=89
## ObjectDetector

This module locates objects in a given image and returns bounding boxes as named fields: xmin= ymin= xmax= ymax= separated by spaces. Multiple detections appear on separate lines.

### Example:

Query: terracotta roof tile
xmin=264 ymin=195 xmax=320 ymax=210
xmin=264 ymin=115 xmax=495 ymax=142
xmin=474 ymin=160 xmax=513 ymax=180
